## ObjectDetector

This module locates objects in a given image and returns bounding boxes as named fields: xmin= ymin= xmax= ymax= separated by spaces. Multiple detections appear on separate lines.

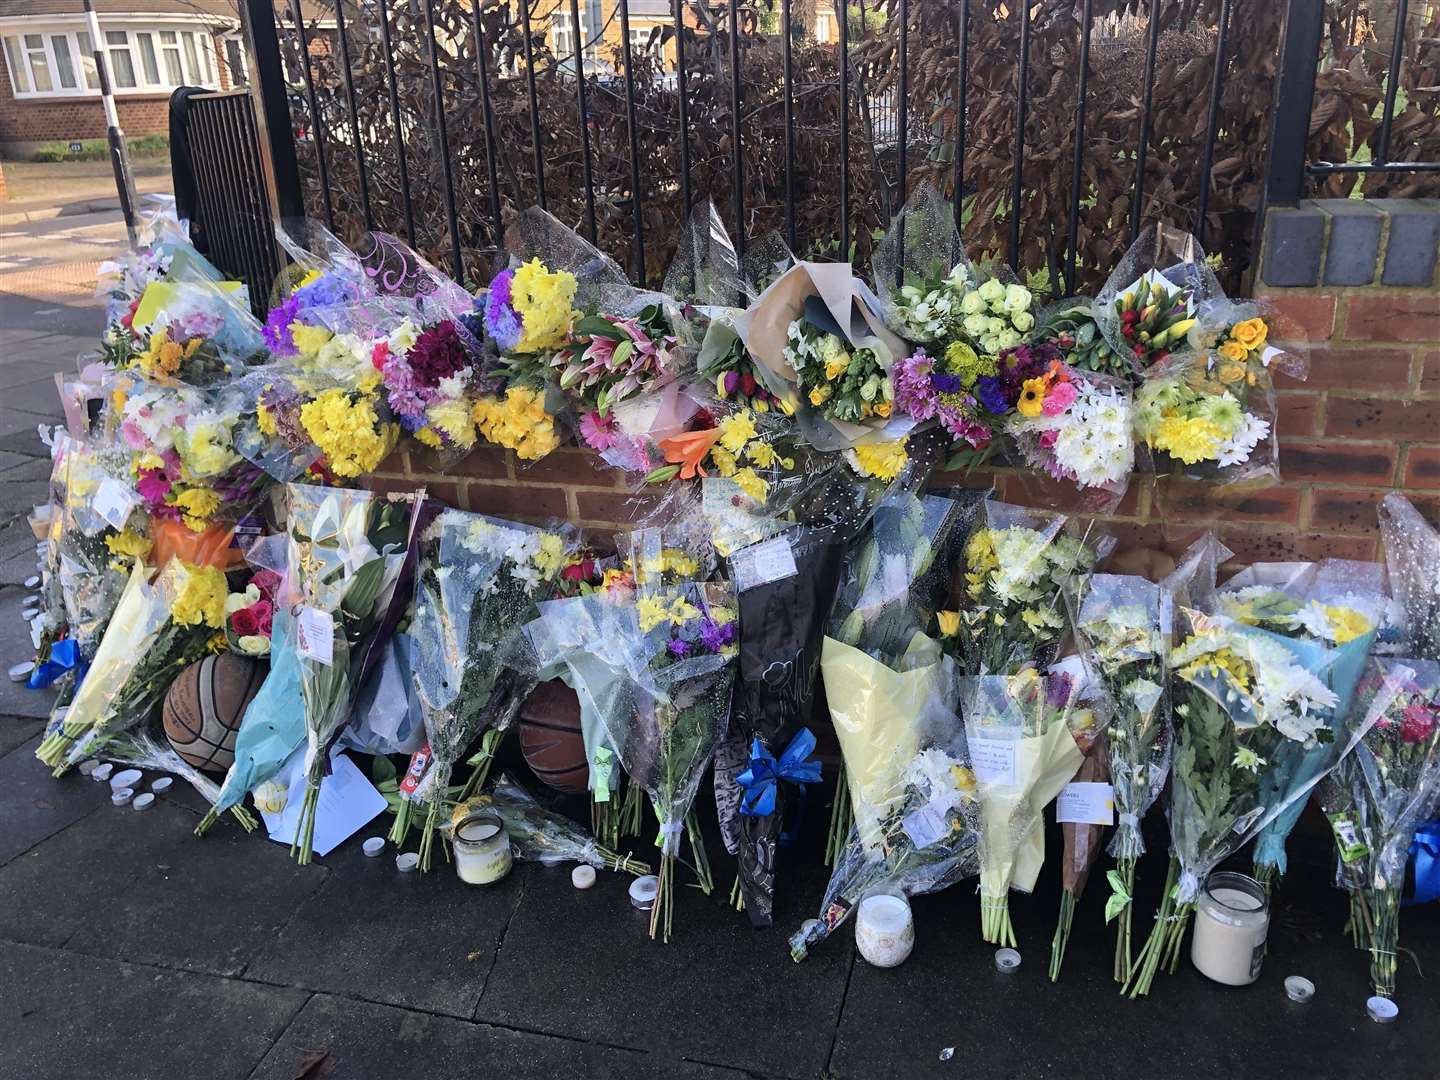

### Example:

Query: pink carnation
xmin=1041 ymin=380 xmax=1078 ymax=417
xmin=1402 ymin=702 xmax=1437 ymax=745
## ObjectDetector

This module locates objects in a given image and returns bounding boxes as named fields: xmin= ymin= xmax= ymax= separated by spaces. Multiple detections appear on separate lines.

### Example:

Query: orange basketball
xmin=518 ymin=680 xmax=589 ymax=795
xmin=163 ymin=653 xmax=265 ymax=773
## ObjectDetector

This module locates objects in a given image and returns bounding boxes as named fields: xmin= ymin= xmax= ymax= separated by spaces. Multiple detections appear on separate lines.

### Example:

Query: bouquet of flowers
xmin=1094 ymin=224 xmax=1220 ymax=371
xmin=1036 ymin=300 xmax=1129 ymax=381
xmin=459 ymin=773 xmax=647 ymax=874
xmin=959 ymin=664 xmax=1105 ymax=947
xmin=790 ymin=704 xmax=982 ymax=961
xmin=371 ymin=315 xmax=481 ymax=459
xmin=1320 ymin=658 xmax=1440 ymax=997
xmin=1214 ymin=561 xmax=1388 ymax=886
xmin=104 ymin=725 xmax=257 ymax=831
xmin=287 ymin=483 xmax=423 ymax=864
xmin=35 ymin=558 xmax=229 ymax=773
xmin=393 ymin=510 xmax=574 ymax=868
xmin=1133 ymin=349 xmax=1277 ymax=484
xmin=950 ymin=500 xmax=1109 ymax=676
xmin=1049 ymin=732 xmax=1110 ymax=980
xmin=119 ymin=276 xmax=267 ymax=387
xmin=1004 ymin=360 xmax=1135 ymax=505
xmin=224 ymin=567 xmax=281 ymax=657
xmin=1125 ymin=608 xmax=1374 ymax=996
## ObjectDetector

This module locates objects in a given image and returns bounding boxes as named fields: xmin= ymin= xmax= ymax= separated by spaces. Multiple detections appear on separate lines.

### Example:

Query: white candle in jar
xmin=1191 ymin=871 xmax=1269 ymax=986
xmin=452 ymin=813 xmax=513 ymax=885
xmin=854 ymin=892 xmax=915 ymax=968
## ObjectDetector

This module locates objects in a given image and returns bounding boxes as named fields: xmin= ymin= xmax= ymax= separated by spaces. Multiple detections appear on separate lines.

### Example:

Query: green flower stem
xmin=389 ymin=797 xmax=414 ymax=847
xmin=1050 ymin=890 xmax=1077 ymax=982
xmin=1125 ymin=854 xmax=1178 ymax=998
xmin=1113 ymin=856 xmax=1137 ymax=984
xmin=1370 ymin=886 xmax=1399 ymax=997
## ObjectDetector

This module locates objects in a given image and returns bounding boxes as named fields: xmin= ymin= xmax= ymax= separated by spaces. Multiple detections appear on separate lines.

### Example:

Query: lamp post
xmin=83 ymin=0 xmax=139 ymax=244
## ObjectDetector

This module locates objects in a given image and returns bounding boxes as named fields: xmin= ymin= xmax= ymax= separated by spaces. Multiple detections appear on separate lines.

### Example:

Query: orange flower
xmin=659 ymin=427 xmax=724 ymax=480
xmin=1045 ymin=359 xmax=1071 ymax=384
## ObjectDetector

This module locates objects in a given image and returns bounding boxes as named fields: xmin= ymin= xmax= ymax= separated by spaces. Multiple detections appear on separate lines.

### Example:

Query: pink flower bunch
xmin=891 ymin=350 xmax=992 ymax=448
xmin=1401 ymin=701 xmax=1438 ymax=745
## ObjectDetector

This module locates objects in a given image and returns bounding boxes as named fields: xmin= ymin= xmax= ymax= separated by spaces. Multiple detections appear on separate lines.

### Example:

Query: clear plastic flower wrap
xmin=120 ymin=275 xmax=269 ymax=386
xmin=1191 ymin=295 xmax=1311 ymax=383
xmin=521 ymin=579 xmax=738 ymax=941
xmin=1319 ymin=657 xmax=1440 ymax=997
xmin=104 ymin=726 xmax=258 ymax=832
xmin=393 ymin=510 xmax=576 ymax=868
xmin=459 ymin=772 xmax=647 ymax=875
xmin=789 ymin=665 xmax=982 ymax=961
xmin=1034 ymin=296 xmax=1130 ymax=381
xmin=869 ymin=180 xmax=976 ymax=341
xmin=1125 ymin=606 xmax=1378 ymax=996
xmin=1380 ymin=492 xmax=1440 ymax=661
xmin=1213 ymin=559 xmax=1390 ymax=885
xmin=1004 ymin=363 xmax=1135 ymax=511
xmin=960 ymin=662 xmax=1109 ymax=947
xmin=34 ymin=558 xmax=230 ymax=774
xmin=286 ymin=482 xmax=424 ymax=863
xmin=950 ymin=499 xmax=1112 ymax=676
xmin=1049 ymin=731 xmax=1111 ymax=980
xmin=1135 ymin=348 xmax=1279 ymax=493
xmin=1094 ymin=223 xmax=1222 ymax=372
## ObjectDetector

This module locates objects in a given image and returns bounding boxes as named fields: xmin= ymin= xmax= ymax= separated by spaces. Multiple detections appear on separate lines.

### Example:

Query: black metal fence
xmin=223 ymin=0 xmax=1438 ymax=301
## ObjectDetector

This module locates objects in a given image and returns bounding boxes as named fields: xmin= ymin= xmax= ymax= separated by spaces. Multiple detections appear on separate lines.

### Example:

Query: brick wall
xmin=372 ymin=196 xmax=1440 ymax=562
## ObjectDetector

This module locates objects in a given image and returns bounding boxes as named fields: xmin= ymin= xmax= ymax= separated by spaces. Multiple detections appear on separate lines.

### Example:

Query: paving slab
xmin=249 ymin=992 xmax=753 ymax=1080
xmin=0 ymin=594 xmax=57 ymax=719
xmin=477 ymin=847 xmax=853 ymax=1079
xmin=245 ymin=832 xmax=522 ymax=1018
xmin=0 ymin=941 xmax=305 ymax=1080
xmin=0 ymin=716 xmax=43 ymax=757
xmin=64 ymin=799 xmax=328 ymax=977
xmin=0 ymin=734 xmax=104 ymax=870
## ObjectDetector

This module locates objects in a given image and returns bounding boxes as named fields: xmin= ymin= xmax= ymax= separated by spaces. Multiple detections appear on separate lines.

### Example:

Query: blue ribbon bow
xmin=737 ymin=728 xmax=822 ymax=818
xmin=28 ymin=639 xmax=86 ymax=691
xmin=1405 ymin=822 xmax=1440 ymax=907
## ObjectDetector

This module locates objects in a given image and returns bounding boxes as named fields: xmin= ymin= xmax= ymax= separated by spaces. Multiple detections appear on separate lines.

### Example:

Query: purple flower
xmin=1045 ymin=671 xmax=1074 ymax=708
xmin=292 ymin=271 xmax=356 ymax=311
xmin=930 ymin=372 xmax=964 ymax=394
xmin=667 ymin=638 xmax=691 ymax=659
xmin=483 ymin=269 xmax=523 ymax=351
xmin=891 ymin=350 xmax=939 ymax=422
xmin=974 ymin=375 xmax=1007 ymax=416
xmin=263 ymin=296 xmax=300 ymax=356
xmin=699 ymin=618 xmax=735 ymax=652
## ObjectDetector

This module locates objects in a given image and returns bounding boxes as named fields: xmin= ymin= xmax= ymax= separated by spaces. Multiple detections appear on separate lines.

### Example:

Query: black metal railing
xmin=233 ymin=0 xmax=1437 ymax=298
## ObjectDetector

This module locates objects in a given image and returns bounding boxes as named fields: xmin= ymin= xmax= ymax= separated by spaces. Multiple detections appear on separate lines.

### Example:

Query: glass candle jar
xmin=854 ymin=891 xmax=915 ymax=968
xmin=452 ymin=811 xmax=512 ymax=885
xmin=1191 ymin=871 xmax=1269 ymax=986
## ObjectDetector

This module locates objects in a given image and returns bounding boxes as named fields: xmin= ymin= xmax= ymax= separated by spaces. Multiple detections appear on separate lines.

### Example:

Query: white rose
xmin=1011 ymin=310 xmax=1035 ymax=333
xmin=977 ymin=277 xmax=1006 ymax=305
xmin=998 ymin=329 xmax=1022 ymax=350
xmin=239 ymin=634 xmax=271 ymax=656
xmin=963 ymin=313 xmax=989 ymax=337
xmin=1002 ymin=283 xmax=1032 ymax=312
xmin=981 ymin=335 xmax=1001 ymax=355
xmin=959 ymin=290 xmax=986 ymax=316
xmin=985 ymin=317 xmax=1006 ymax=336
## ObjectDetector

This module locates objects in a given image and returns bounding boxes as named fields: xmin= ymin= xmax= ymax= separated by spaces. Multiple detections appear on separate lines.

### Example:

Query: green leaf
xmin=645 ymin=464 xmax=681 ymax=484
xmin=1104 ymin=868 xmax=1131 ymax=923
xmin=371 ymin=755 xmax=397 ymax=786
xmin=611 ymin=339 xmax=634 ymax=368
xmin=573 ymin=314 xmax=624 ymax=339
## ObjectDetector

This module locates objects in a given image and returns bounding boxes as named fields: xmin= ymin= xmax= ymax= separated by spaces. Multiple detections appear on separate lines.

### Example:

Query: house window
xmin=223 ymin=36 xmax=247 ymax=87
xmin=627 ymin=26 xmax=653 ymax=54
xmin=2 ymin=23 xmax=221 ymax=98
xmin=552 ymin=10 xmax=576 ymax=59
xmin=105 ymin=30 xmax=137 ymax=88
xmin=816 ymin=15 xmax=830 ymax=42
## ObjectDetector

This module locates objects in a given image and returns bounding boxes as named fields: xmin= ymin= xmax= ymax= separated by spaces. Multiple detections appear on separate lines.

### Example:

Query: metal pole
xmin=83 ymin=0 xmax=138 ymax=243
xmin=1260 ymin=0 xmax=1324 ymax=208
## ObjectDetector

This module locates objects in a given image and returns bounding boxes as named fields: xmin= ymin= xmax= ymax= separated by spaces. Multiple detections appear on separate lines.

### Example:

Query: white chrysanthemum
xmin=1215 ymin=412 xmax=1270 ymax=468
xmin=904 ymin=747 xmax=964 ymax=812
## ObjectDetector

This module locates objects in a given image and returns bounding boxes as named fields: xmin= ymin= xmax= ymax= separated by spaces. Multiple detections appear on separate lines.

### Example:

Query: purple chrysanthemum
xmin=263 ymin=296 xmax=300 ymax=356
xmin=667 ymin=638 xmax=691 ymax=659
xmin=699 ymin=618 xmax=735 ymax=652
xmin=483 ymin=269 xmax=524 ymax=351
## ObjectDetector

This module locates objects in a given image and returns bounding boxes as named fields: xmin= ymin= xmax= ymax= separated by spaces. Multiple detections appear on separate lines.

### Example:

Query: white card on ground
xmin=93 ymin=478 xmax=138 ymax=530
xmin=969 ymin=736 xmax=1017 ymax=786
xmin=732 ymin=535 xmax=798 ymax=591
xmin=1057 ymin=781 xmax=1115 ymax=826
xmin=261 ymin=751 xmax=387 ymax=857
xmin=295 ymin=605 xmax=334 ymax=665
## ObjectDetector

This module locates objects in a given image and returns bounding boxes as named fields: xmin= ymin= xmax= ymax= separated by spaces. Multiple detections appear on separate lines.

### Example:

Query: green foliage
xmin=31 ymin=134 xmax=169 ymax=163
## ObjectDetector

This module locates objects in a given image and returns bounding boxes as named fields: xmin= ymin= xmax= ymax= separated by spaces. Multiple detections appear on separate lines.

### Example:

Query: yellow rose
xmin=1218 ymin=340 xmax=1249 ymax=364
xmin=936 ymin=610 xmax=960 ymax=637
xmin=1231 ymin=317 xmax=1268 ymax=351
xmin=1217 ymin=360 xmax=1247 ymax=385
xmin=808 ymin=385 xmax=831 ymax=407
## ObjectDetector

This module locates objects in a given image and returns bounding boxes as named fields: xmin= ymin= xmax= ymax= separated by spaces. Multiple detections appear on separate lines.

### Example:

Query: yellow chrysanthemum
xmin=290 ymin=323 xmax=333 ymax=358
xmin=733 ymin=467 xmax=768 ymax=503
xmin=849 ymin=438 xmax=908 ymax=481
xmin=1325 ymin=605 xmax=1373 ymax=646
xmin=637 ymin=595 xmax=671 ymax=633
xmin=511 ymin=259 xmax=579 ymax=353
xmin=1152 ymin=415 xmax=1225 ymax=465
xmin=256 ymin=399 xmax=277 ymax=437
xmin=534 ymin=533 xmax=567 ymax=579
xmin=746 ymin=440 xmax=778 ymax=468
xmin=669 ymin=596 xmax=701 ymax=624
xmin=427 ymin=398 xmax=477 ymax=451
xmin=299 ymin=387 xmax=398 ymax=478
xmin=709 ymin=446 xmax=738 ymax=477
xmin=171 ymin=562 xmax=228 ymax=629
xmin=717 ymin=410 xmax=758 ymax=454
xmin=472 ymin=388 xmax=560 ymax=460
xmin=413 ymin=426 xmax=443 ymax=449
xmin=172 ymin=486 xmax=223 ymax=531
xmin=105 ymin=528 xmax=152 ymax=560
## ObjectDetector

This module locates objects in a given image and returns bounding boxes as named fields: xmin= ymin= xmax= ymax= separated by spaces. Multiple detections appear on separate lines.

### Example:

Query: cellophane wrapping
xmin=1381 ymin=493 xmax=1440 ymax=660
xmin=461 ymin=772 xmax=646 ymax=874
xmin=1093 ymin=223 xmax=1222 ymax=371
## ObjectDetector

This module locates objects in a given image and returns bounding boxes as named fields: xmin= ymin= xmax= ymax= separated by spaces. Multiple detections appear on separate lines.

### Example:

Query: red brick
xmin=1405 ymin=446 xmax=1440 ymax=489
xmin=373 ymin=450 xmax=409 ymax=476
xmin=574 ymin=488 xmax=667 ymax=526
xmin=1278 ymin=441 xmax=1398 ymax=484
xmin=519 ymin=447 xmax=626 ymax=487
xmin=1309 ymin=488 xmax=1388 ymax=533
xmin=1218 ymin=526 xmax=1377 ymax=563
xmin=1324 ymin=397 xmax=1440 ymax=440
xmin=1163 ymin=483 xmax=1301 ymax=527
xmin=416 ymin=446 xmax=510 ymax=480
xmin=1275 ymin=346 xmax=1412 ymax=391
xmin=465 ymin=481 xmax=568 ymax=521
xmin=1275 ymin=391 xmax=1321 ymax=438
xmin=1001 ymin=470 xmax=1143 ymax=518
xmin=1257 ymin=294 xmax=1336 ymax=341
xmin=1343 ymin=294 xmax=1440 ymax=344
xmin=1420 ymin=351 xmax=1440 ymax=394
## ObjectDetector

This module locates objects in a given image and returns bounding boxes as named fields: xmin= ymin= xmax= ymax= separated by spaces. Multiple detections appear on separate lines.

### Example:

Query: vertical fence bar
xmin=570 ymin=0 xmax=598 ymax=244
xmin=421 ymin=0 xmax=464 ymax=276
xmin=1008 ymin=0 xmax=1030 ymax=271
xmin=240 ymin=0 xmax=303 ymax=221
xmin=1194 ymin=0 xmax=1232 ymax=247
xmin=782 ymin=0 xmax=796 ymax=251
xmin=1375 ymin=0 xmax=1410 ymax=165
xmin=673 ymin=0 xmax=692 ymax=218
xmin=1261 ymin=0 xmax=1323 ymax=207
xmin=330 ymin=0 xmax=372 ymax=228
xmin=375 ymin=0 xmax=416 ymax=243
xmin=616 ymin=0 xmax=647 ymax=281
xmin=1064 ymin=0 xmax=1093 ymax=294
xmin=519 ymin=0 xmax=547 ymax=210
xmin=952 ymin=0 xmax=969 ymax=221
xmin=729 ymin=0 xmax=745 ymax=257
xmin=288 ymin=0 xmax=333 ymax=227
xmin=470 ymin=0 xmax=505 ymax=253
xmin=897 ymin=0 xmax=909 ymax=206
xmin=1130 ymin=0 xmax=1162 ymax=242
xmin=838 ymin=0 xmax=849 ymax=261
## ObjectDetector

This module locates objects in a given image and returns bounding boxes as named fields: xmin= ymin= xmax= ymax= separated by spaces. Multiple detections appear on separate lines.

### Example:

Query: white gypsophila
xmin=1214 ymin=412 xmax=1270 ymax=468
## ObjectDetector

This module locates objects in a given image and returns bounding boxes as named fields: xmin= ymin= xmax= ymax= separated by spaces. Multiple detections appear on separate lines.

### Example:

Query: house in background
xmin=0 ymin=0 xmax=332 ymax=158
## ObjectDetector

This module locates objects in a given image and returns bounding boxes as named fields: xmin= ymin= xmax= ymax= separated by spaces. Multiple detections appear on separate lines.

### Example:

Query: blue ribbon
xmin=27 ymin=639 xmax=86 ymax=691
xmin=1405 ymin=822 xmax=1440 ymax=906
xmin=737 ymin=728 xmax=822 ymax=817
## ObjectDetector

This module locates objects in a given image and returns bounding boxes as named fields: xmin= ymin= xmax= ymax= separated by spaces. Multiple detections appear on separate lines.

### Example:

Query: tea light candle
xmin=854 ymin=892 xmax=915 ymax=968
xmin=1191 ymin=871 xmax=1269 ymax=986
xmin=452 ymin=812 xmax=512 ymax=885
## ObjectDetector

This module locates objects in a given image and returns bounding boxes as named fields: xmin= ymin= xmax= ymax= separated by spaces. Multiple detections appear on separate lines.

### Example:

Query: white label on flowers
xmin=902 ymin=800 xmax=950 ymax=849
xmin=93 ymin=478 xmax=138 ymax=530
xmin=969 ymin=737 xmax=1017 ymax=786
xmin=296 ymin=606 xmax=334 ymax=666
xmin=1056 ymin=782 xmax=1115 ymax=826
xmin=733 ymin=537 xmax=798 ymax=591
